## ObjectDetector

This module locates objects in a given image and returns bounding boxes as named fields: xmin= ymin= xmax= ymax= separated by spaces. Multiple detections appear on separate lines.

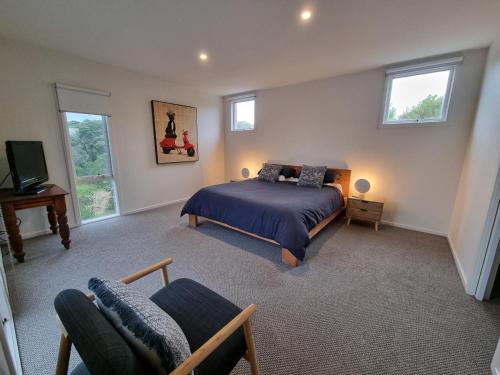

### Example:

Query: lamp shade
xmin=241 ymin=168 xmax=250 ymax=178
xmin=354 ymin=179 xmax=371 ymax=194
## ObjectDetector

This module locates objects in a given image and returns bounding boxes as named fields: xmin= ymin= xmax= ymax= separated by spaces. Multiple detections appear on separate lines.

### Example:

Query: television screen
xmin=6 ymin=141 xmax=49 ymax=192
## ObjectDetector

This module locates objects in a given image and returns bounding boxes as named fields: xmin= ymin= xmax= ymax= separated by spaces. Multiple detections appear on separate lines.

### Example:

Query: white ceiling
xmin=0 ymin=0 xmax=499 ymax=95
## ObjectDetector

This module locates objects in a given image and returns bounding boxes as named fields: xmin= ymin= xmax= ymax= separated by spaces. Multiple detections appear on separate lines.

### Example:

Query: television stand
xmin=14 ymin=184 xmax=49 ymax=196
xmin=0 ymin=184 xmax=70 ymax=263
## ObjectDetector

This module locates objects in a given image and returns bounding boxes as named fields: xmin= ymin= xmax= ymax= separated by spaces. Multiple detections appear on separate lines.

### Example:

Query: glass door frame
xmin=0 ymin=255 xmax=22 ymax=375
xmin=59 ymin=111 xmax=121 ymax=226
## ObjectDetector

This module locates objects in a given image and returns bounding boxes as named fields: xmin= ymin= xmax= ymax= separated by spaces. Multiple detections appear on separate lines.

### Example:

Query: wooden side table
xmin=347 ymin=195 xmax=384 ymax=231
xmin=0 ymin=184 xmax=71 ymax=262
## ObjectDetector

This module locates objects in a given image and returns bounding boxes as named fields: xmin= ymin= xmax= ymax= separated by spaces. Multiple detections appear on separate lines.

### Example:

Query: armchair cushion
xmin=54 ymin=289 xmax=150 ymax=375
xmin=150 ymin=278 xmax=247 ymax=375
xmin=88 ymin=278 xmax=192 ymax=374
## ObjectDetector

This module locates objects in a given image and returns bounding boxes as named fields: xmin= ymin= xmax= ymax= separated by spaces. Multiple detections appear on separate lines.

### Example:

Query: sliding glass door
xmin=63 ymin=112 xmax=119 ymax=223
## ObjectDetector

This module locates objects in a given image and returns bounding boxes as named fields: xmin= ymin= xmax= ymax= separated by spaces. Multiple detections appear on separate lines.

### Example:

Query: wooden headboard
xmin=283 ymin=165 xmax=351 ymax=198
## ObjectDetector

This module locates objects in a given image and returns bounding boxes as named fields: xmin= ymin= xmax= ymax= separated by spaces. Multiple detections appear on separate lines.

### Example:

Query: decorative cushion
xmin=323 ymin=169 xmax=340 ymax=183
xmin=88 ymin=278 xmax=192 ymax=375
xmin=257 ymin=163 xmax=282 ymax=182
xmin=297 ymin=165 xmax=327 ymax=188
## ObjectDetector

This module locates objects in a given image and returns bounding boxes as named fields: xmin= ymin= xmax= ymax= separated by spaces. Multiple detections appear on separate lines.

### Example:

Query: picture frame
xmin=151 ymin=100 xmax=199 ymax=164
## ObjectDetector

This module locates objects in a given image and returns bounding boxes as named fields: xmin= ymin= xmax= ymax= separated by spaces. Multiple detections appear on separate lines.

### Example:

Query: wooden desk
xmin=0 ymin=184 xmax=70 ymax=263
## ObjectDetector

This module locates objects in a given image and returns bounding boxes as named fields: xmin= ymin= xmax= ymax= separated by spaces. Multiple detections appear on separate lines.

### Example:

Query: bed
xmin=181 ymin=166 xmax=351 ymax=267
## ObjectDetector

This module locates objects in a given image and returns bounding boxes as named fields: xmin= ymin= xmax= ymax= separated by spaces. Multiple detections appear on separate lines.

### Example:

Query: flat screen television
xmin=6 ymin=141 xmax=49 ymax=194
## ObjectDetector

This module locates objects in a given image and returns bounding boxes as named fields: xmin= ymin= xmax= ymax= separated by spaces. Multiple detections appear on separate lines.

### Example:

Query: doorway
xmin=489 ymin=240 xmax=500 ymax=299
xmin=61 ymin=112 xmax=119 ymax=224
xmin=0 ymin=248 xmax=22 ymax=374
xmin=475 ymin=167 xmax=500 ymax=300
xmin=481 ymin=199 xmax=500 ymax=300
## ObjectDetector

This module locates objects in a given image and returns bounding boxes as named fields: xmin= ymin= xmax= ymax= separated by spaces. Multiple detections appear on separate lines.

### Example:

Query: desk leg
xmin=47 ymin=205 xmax=58 ymax=234
xmin=1 ymin=203 xmax=25 ymax=263
xmin=55 ymin=197 xmax=71 ymax=249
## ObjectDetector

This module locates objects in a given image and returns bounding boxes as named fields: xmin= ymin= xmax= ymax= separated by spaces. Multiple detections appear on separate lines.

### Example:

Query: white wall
xmin=225 ymin=49 xmax=487 ymax=235
xmin=0 ymin=38 xmax=224 ymax=237
xmin=449 ymin=41 xmax=500 ymax=293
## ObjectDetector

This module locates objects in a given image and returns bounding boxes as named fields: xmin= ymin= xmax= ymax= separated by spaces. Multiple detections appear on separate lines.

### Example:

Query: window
xmin=382 ymin=57 xmax=462 ymax=126
xmin=56 ymin=83 xmax=119 ymax=224
xmin=64 ymin=112 xmax=119 ymax=223
xmin=231 ymin=97 xmax=255 ymax=131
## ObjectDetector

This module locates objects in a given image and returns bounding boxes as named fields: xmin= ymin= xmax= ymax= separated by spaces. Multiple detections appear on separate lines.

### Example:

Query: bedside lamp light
xmin=241 ymin=168 xmax=250 ymax=179
xmin=354 ymin=178 xmax=370 ymax=199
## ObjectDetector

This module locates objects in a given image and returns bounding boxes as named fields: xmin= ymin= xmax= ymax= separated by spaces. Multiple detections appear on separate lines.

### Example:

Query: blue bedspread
xmin=181 ymin=179 xmax=344 ymax=261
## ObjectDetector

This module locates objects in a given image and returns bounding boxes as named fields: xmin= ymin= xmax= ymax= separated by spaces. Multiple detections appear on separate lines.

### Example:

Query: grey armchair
xmin=54 ymin=258 xmax=259 ymax=375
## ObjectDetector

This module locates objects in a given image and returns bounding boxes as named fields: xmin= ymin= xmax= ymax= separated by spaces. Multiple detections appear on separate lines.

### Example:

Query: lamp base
xmin=352 ymin=193 xmax=366 ymax=200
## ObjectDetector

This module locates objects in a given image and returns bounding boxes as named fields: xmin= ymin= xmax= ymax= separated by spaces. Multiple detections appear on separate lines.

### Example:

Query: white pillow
xmin=284 ymin=178 xmax=342 ymax=193
xmin=324 ymin=182 xmax=343 ymax=194
xmin=278 ymin=175 xmax=286 ymax=181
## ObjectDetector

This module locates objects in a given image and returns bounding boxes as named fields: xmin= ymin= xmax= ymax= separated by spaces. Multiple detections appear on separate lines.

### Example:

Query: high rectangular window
xmin=231 ymin=97 xmax=255 ymax=131
xmin=382 ymin=57 xmax=461 ymax=126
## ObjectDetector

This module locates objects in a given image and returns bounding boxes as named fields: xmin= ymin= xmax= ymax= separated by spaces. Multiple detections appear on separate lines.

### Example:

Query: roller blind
xmin=55 ymin=83 xmax=111 ymax=116
xmin=385 ymin=56 xmax=463 ymax=76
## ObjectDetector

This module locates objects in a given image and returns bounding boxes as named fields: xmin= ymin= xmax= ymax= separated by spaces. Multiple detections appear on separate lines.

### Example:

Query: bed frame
xmin=188 ymin=166 xmax=351 ymax=268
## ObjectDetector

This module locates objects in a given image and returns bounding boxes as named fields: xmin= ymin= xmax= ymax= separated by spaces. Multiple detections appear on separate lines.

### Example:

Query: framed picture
xmin=151 ymin=100 xmax=199 ymax=164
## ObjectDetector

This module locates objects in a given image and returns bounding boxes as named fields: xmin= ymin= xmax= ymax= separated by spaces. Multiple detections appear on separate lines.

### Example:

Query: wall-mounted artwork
xmin=151 ymin=100 xmax=198 ymax=164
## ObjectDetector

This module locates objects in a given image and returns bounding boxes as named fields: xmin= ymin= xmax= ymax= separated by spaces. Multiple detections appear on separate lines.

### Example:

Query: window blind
xmin=385 ymin=57 xmax=463 ymax=76
xmin=55 ymin=83 xmax=111 ymax=116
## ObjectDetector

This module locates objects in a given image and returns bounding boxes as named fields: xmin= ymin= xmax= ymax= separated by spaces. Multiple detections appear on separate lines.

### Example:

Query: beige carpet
xmin=4 ymin=202 xmax=500 ymax=374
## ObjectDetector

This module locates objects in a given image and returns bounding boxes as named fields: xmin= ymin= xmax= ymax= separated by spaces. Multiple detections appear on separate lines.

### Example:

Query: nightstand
xmin=347 ymin=195 xmax=384 ymax=231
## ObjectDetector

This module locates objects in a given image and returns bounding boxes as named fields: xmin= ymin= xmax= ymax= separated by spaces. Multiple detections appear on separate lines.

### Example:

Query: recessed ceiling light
xmin=199 ymin=53 xmax=208 ymax=61
xmin=301 ymin=10 xmax=312 ymax=20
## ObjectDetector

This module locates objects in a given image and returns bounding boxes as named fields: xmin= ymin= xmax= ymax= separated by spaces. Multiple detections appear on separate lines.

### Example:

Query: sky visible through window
xmin=235 ymin=99 xmax=254 ymax=129
xmin=390 ymin=70 xmax=450 ymax=118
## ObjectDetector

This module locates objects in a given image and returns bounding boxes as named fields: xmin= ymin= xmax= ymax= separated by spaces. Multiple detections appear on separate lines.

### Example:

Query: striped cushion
xmin=89 ymin=278 xmax=192 ymax=374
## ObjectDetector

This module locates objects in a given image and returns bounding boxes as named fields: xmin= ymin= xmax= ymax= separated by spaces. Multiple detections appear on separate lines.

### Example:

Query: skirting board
xmin=447 ymin=236 xmax=471 ymax=294
xmin=21 ymin=225 xmax=77 ymax=240
xmin=14 ymin=198 xmax=189 ymax=240
xmin=381 ymin=220 xmax=447 ymax=236
xmin=21 ymin=229 xmax=54 ymax=240
xmin=122 ymin=197 xmax=189 ymax=215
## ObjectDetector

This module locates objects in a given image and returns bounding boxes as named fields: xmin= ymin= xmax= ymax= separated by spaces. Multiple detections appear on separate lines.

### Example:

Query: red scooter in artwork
xmin=159 ymin=111 xmax=196 ymax=157
xmin=160 ymin=130 xmax=195 ymax=157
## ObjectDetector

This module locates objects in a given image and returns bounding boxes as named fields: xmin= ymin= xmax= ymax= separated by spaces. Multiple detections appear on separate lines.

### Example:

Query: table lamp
xmin=354 ymin=178 xmax=370 ymax=199
xmin=241 ymin=168 xmax=250 ymax=179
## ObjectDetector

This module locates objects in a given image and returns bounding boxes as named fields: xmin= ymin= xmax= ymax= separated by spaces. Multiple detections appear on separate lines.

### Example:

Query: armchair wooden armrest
xmin=86 ymin=257 xmax=173 ymax=301
xmin=170 ymin=304 xmax=258 ymax=375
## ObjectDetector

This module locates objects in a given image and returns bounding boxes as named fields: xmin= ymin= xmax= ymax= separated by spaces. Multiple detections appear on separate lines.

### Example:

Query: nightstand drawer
xmin=348 ymin=207 xmax=381 ymax=221
xmin=348 ymin=199 xmax=383 ymax=212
